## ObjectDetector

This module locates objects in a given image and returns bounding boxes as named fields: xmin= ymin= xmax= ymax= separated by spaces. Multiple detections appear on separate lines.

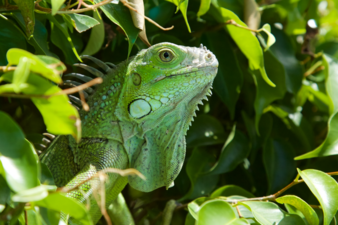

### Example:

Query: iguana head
xmin=119 ymin=42 xmax=218 ymax=121
xmin=116 ymin=42 xmax=218 ymax=192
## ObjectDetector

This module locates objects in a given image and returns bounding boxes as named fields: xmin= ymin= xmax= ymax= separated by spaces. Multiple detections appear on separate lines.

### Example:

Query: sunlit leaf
xmin=276 ymin=195 xmax=319 ymax=225
xmin=51 ymin=0 xmax=66 ymax=15
xmin=197 ymin=200 xmax=249 ymax=225
xmin=239 ymin=201 xmax=284 ymax=225
xmin=6 ymin=48 xmax=62 ymax=84
xmin=12 ymin=56 xmax=30 ymax=93
xmin=12 ymin=185 xmax=48 ymax=202
xmin=298 ymin=169 xmax=338 ymax=225
xmin=34 ymin=192 xmax=92 ymax=225
xmin=197 ymin=0 xmax=211 ymax=18
xmin=209 ymin=4 xmax=275 ymax=87
xmin=260 ymin=24 xmax=276 ymax=51
xmin=167 ymin=0 xmax=191 ymax=32
xmin=0 ymin=111 xmax=39 ymax=192
xmin=67 ymin=14 xmax=100 ymax=33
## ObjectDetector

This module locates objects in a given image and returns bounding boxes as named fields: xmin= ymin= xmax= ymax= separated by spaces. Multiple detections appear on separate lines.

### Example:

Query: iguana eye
xmin=159 ymin=50 xmax=174 ymax=62
xmin=132 ymin=73 xmax=141 ymax=86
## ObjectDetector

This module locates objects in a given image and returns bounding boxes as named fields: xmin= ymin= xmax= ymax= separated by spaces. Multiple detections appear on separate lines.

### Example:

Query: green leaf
xmin=254 ymin=50 xmax=286 ymax=130
xmin=46 ymin=14 xmax=82 ymax=62
xmin=197 ymin=0 xmax=211 ymax=18
xmin=209 ymin=4 xmax=275 ymax=87
xmin=295 ymin=111 xmax=338 ymax=159
xmin=34 ymin=192 xmax=92 ymax=225
xmin=12 ymin=0 xmax=35 ymax=37
xmin=278 ymin=214 xmax=307 ymax=225
xmin=186 ymin=114 xmax=226 ymax=147
xmin=270 ymin=27 xmax=303 ymax=94
xmin=298 ymin=169 xmax=338 ymax=225
xmin=239 ymin=201 xmax=284 ymax=225
xmin=81 ymin=11 xmax=105 ymax=56
xmin=276 ymin=195 xmax=319 ymax=225
xmin=0 ymin=111 xmax=39 ymax=192
xmin=323 ymin=54 xmax=338 ymax=115
xmin=94 ymin=0 xmax=139 ymax=56
xmin=51 ymin=0 xmax=66 ymax=15
xmin=263 ymin=139 xmax=296 ymax=193
xmin=205 ymin=127 xmax=250 ymax=175
xmin=197 ymin=200 xmax=249 ymax=225
xmin=6 ymin=48 xmax=63 ymax=84
xmin=11 ymin=13 xmax=58 ymax=57
xmin=67 ymin=14 xmax=100 ymax=33
xmin=40 ymin=163 xmax=55 ymax=185
xmin=210 ymin=185 xmax=255 ymax=198
xmin=12 ymin=56 xmax=31 ymax=93
xmin=12 ymin=185 xmax=48 ymax=202
xmin=185 ymin=212 xmax=195 ymax=225
xmin=180 ymin=148 xmax=218 ymax=201
xmin=260 ymin=24 xmax=276 ymax=51
xmin=0 ymin=175 xmax=10 ymax=205
xmin=187 ymin=197 xmax=207 ymax=220
xmin=0 ymin=17 xmax=27 ymax=65
xmin=167 ymin=0 xmax=191 ymax=32
xmin=205 ymin=31 xmax=243 ymax=118
xmin=26 ymin=74 xmax=81 ymax=141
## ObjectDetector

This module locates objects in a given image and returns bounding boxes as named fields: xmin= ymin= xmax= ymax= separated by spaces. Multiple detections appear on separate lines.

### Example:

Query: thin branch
xmin=0 ymin=66 xmax=16 ymax=72
xmin=79 ymin=91 xmax=89 ymax=111
xmin=218 ymin=171 xmax=338 ymax=204
xmin=0 ymin=77 xmax=103 ymax=99
xmin=56 ymin=77 xmax=103 ymax=96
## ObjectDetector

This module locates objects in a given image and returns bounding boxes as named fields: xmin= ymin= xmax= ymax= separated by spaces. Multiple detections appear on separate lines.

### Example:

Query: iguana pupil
xmin=159 ymin=50 xmax=173 ymax=62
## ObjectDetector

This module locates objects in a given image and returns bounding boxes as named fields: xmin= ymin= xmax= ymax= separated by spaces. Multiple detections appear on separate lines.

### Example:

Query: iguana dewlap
xmin=41 ymin=42 xmax=218 ymax=223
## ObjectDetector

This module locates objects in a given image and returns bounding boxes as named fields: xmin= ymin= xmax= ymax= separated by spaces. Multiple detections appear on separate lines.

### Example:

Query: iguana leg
xmin=107 ymin=193 xmax=135 ymax=225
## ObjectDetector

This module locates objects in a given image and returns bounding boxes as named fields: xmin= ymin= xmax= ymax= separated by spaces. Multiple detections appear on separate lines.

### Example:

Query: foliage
xmin=1 ymin=0 xmax=338 ymax=224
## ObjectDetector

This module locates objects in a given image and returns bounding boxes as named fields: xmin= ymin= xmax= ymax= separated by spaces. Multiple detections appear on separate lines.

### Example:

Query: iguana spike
xmin=105 ymin=62 xmax=117 ymax=68
xmin=63 ymin=73 xmax=94 ymax=83
xmin=69 ymin=95 xmax=82 ymax=107
xmin=193 ymin=112 xmax=197 ymax=117
xmin=191 ymin=117 xmax=194 ymax=122
xmin=198 ymin=100 xmax=204 ymax=105
xmin=43 ymin=133 xmax=55 ymax=140
xmin=81 ymin=55 xmax=111 ymax=73
xmin=63 ymin=80 xmax=93 ymax=94
xmin=203 ymin=96 xmax=208 ymax=101
xmin=74 ymin=63 xmax=104 ymax=78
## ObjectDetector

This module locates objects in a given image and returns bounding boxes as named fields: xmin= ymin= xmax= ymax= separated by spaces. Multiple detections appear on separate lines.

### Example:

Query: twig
xmin=120 ymin=0 xmax=174 ymax=31
xmin=79 ymin=91 xmax=89 ymax=111
xmin=0 ymin=77 xmax=102 ymax=99
xmin=236 ymin=206 xmax=243 ymax=218
xmin=219 ymin=171 xmax=338 ymax=204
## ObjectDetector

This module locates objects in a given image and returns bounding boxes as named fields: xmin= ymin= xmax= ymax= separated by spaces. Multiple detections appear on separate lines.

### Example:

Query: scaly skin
xmin=41 ymin=42 xmax=218 ymax=224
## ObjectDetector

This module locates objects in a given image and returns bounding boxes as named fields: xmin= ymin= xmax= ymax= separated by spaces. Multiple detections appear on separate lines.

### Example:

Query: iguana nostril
xmin=206 ymin=53 xmax=212 ymax=60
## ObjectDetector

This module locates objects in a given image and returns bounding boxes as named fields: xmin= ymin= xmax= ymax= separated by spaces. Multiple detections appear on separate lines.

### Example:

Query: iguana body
xmin=41 ymin=42 xmax=218 ymax=224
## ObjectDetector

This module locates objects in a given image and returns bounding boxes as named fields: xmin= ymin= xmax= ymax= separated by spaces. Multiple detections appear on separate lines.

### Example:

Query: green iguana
xmin=41 ymin=42 xmax=218 ymax=224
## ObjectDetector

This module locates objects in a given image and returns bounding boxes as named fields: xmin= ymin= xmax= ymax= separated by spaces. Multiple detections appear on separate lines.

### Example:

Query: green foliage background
xmin=1 ymin=0 xmax=338 ymax=224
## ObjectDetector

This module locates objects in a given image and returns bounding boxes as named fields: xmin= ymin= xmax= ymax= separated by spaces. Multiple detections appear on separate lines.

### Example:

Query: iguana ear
xmin=127 ymin=114 xmax=186 ymax=192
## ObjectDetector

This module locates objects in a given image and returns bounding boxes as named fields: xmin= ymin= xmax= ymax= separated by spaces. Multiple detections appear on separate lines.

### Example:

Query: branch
xmin=218 ymin=171 xmax=338 ymax=204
